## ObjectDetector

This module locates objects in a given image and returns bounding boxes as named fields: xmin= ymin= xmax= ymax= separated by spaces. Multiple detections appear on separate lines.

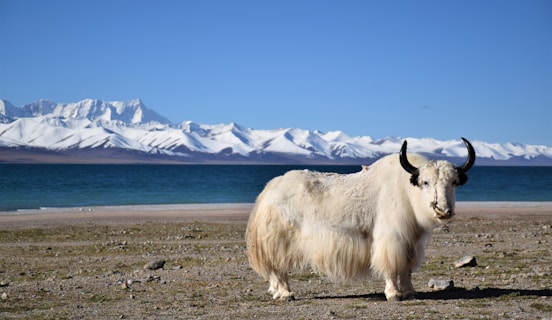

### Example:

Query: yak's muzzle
xmin=431 ymin=202 xmax=455 ymax=220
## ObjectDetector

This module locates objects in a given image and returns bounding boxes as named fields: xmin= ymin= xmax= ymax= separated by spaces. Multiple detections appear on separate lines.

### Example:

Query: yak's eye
xmin=422 ymin=181 xmax=430 ymax=187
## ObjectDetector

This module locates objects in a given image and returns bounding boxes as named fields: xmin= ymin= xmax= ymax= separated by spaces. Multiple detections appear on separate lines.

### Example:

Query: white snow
xmin=0 ymin=98 xmax=551 ymax=163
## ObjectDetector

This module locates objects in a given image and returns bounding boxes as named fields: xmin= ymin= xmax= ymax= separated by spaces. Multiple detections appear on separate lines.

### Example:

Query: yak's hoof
xmin=272 ymin=291 xmax=295 ymax=301
xmin=386 ymin=292 xmax=416 ymax=301
xmin=402 ymin=292 xmax=417 ymax=300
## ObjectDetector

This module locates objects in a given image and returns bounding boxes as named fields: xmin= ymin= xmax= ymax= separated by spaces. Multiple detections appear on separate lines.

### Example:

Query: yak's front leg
xmin=383 ymin=272 xmax=401 ymax=301
xmin=399 ymin=268 xmax=416 ymax=300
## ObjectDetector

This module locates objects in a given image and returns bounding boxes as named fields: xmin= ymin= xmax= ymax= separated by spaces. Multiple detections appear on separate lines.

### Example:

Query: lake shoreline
xmin=0 ymin=202 xmax=550 ymax=229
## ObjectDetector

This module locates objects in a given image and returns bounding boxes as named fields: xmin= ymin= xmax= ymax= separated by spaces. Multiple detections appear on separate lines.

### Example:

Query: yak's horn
xmin=399 ymin=140 xmax=418 ymax=175
xmin=456 ymin=137 xmax=476 ymax=173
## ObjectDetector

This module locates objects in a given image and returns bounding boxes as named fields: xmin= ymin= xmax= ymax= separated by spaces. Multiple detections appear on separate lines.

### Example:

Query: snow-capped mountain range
xmin=1 ymin=99 xmax=551 ymax=164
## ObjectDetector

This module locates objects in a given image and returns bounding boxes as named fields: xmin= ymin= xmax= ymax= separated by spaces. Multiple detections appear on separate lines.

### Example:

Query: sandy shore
xmin=1 ymin=202 xmax=551 ymax=319
xmin=0 ymin=203 xmax=254 ymax=229
xmin=0 ymin=202 xmax=550 ymax=229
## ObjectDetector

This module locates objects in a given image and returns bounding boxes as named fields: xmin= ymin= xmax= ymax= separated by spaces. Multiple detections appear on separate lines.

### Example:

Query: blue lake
xmin=0 ymin=164 xmax=551 ymax=211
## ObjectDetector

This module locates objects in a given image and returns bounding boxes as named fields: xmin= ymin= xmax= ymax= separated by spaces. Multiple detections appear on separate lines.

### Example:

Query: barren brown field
xmin=0 ymin=203 xmax=551 ymax=319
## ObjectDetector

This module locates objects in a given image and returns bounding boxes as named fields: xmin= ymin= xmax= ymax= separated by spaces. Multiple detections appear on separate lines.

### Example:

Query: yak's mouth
xmin=432 ymin=203 xmax=455 ymax=220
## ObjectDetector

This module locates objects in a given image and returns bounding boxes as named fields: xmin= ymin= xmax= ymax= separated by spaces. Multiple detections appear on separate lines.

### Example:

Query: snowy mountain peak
xmin=0 ymin=99 xmax=21 ymax=119
xmin=3 ymin=99 xmax=171 ymax=125
xmin=20 ymin=99 xmax=57 ymax=116
xmin=0 ymin=98 xmax=551 ymax=164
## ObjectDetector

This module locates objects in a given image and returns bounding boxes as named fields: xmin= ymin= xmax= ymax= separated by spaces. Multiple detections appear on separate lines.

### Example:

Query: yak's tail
xmin=246 ymin=200 xmax=302 ymax=279
xmin=245 ymin=201 xmax=269 ymax=278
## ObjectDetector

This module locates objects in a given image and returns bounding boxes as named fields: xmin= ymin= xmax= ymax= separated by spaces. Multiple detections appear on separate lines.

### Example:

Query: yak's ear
xmin=409 ymin=174 xmax=419 ymax=186
xmin=457 ymin=172 xmax=468 ymax=186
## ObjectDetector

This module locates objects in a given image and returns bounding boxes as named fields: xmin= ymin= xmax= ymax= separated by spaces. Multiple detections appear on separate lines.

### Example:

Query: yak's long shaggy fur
xmin=246 ymin=152 xmax=465 ymax=301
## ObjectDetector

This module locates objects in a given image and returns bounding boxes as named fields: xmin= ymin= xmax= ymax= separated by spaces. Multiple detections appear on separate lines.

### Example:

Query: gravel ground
xmin=0 ymin=203 xmax=551 ymax=319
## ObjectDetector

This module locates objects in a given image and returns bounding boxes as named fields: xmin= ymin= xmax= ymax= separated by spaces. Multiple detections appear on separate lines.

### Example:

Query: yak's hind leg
xmin=268 ymin=271 xmax=294 ymax=300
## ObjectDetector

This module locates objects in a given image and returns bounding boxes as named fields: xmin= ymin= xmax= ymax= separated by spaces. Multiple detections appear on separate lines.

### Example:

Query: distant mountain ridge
xmin=0 ymin=99 xmax=170 ymax=124
xmin=1 ymin=98 xmax=551 ymax=165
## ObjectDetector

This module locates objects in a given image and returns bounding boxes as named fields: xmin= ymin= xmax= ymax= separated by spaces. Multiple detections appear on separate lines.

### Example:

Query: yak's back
xmin=259 ymin=168 xmax=363 ymax=204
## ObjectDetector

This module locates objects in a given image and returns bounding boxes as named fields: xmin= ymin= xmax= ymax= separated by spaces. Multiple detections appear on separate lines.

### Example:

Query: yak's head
xmin=400 ymin=138 xmax=476 ymax=222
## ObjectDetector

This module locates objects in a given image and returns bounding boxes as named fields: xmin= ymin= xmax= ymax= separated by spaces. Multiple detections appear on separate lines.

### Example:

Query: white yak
xmin=246 ymin=138 xmax=475 ymax=301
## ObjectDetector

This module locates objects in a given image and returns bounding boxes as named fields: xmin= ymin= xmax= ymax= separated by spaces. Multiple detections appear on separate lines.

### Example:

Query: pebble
xmin=144 ymin=260 xmax=165 ymax=270
xmin=145 ymin=274 xmax=161 ymax=282
xmin=428 ymin=278 xmax=454 ymax=291
xmin=454 ymin=255 xmax=477 ymax=268
xmin=127 ymin=279 xmax=139 ymax=286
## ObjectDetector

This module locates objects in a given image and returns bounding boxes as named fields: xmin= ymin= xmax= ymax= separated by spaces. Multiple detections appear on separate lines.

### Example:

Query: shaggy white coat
xmin=246 ymin=153 xmax=461 ymax=301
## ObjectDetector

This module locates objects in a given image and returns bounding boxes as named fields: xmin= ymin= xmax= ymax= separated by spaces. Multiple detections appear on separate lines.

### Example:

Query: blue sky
xmin=1 ymin=0 xmax=551 ymax=145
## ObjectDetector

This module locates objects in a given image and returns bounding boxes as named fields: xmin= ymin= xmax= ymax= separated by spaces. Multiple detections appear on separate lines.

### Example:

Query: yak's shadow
xmin=313 ymin=287 xmax=552 ymax=301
